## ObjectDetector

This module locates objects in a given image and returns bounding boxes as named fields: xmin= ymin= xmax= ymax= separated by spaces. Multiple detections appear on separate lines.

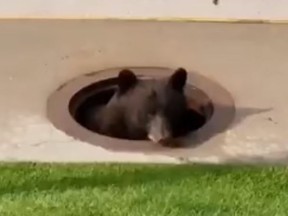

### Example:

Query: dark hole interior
xmin=69 ymin=77 xmax=214 ymax=141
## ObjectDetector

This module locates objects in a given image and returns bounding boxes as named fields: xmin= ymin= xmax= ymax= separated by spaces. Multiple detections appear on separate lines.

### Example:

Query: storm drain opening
xmin=68 ymin=75 xmax=214 ymax=145
xmin=47 ymin=67 xmax=235 ymax=152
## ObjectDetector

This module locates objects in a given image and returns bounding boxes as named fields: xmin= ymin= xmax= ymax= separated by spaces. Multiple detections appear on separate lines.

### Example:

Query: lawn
xmin=0 ymin=163 xmax=287 ymax=216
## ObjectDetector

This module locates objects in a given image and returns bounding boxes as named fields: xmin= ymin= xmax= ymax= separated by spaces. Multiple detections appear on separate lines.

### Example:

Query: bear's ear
xmin=118 ymin=69 xmax=138 ymax=93
xmin=168 ymin=68 xmax=187 ymax=92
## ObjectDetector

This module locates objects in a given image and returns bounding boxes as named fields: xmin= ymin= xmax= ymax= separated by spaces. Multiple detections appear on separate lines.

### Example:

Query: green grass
xmin=0 ymin=163 xmax=287 ymax=216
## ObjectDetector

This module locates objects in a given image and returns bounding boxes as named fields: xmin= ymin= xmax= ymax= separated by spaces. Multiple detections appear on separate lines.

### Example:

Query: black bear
xmin=84 ymin=68 xmax=206 ymax=146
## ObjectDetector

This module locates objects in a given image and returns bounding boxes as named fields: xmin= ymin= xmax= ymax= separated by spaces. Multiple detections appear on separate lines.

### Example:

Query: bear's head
xmin=104 ymin=68 xmax=205 ymax=144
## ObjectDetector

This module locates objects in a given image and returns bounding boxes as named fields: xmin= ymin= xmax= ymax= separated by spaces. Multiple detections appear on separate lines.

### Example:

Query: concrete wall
xmin=0 ymin=0 xmax=287 ymax=21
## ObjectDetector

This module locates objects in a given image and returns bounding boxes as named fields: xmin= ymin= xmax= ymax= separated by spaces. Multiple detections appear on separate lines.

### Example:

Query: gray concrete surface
xmin=0 ymin=20 xmax=287 ymax=164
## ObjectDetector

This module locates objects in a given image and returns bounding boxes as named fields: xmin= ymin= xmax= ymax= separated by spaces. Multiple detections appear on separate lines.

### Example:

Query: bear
xmin=82 ymin=68 xmax=206 ymax=146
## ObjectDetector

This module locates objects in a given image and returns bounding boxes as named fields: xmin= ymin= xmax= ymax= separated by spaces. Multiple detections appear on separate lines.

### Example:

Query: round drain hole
xmin=69 ymin=72 xmax=213 ymax=145
xmin=47 ymin=67 xmax=235 ymax=152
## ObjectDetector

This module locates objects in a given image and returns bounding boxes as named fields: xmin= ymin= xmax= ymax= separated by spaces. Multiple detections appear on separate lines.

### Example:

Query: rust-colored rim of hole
xmin=47 ymin=66 xmax=235 ymax=152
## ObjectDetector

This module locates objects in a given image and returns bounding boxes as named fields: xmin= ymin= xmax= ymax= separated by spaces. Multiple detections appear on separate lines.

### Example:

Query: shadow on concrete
xmin=185 ymin=105 xmax=273 ymax=148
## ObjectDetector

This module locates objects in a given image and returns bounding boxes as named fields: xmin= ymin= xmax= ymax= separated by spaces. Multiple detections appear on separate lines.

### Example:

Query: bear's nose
xmin=148 ymin=134 xmax=169 ymax=144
